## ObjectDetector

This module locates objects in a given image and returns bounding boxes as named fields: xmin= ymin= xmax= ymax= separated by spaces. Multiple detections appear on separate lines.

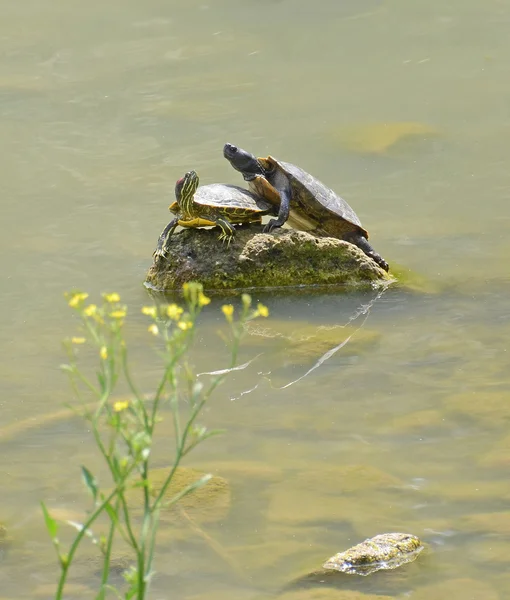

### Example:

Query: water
xmin=1 ymin=0 xmax=510 ymax=597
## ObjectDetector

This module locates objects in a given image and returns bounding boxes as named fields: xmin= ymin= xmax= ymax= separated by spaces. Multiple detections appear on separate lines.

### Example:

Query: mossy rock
xmin=266 ymin=465 xmax=405 ymax=528
xmin=409 ymin=578 xmax=499 ymax=600
xmin=390 ymin=409 xmax=446 ymax=433
xmin=478 ymin=433 xmax=510 ymax=468
xmin=146 ymin=225 xmax=391 ymax=292
xmin=125 ymin=466 xmax=231 ymax=524
xmin=289 ymin=465 xmax=403 ymax=495
xmin=443 ymin=391 xmax=510 ymax=426
xmin=459 ymin=511 xmax=510 ymax=535
xmin=331 ymin=122 xmax=439 ymax=155
xmin=244 ymin=320 xmax=381 ymax=364
xmin=277 ymin=590 xmax=391 ymax=600
xmin=425 ymin=480 xmax=510 ymax=503
xmin=388 ymin=263 xmax=443 ymax=295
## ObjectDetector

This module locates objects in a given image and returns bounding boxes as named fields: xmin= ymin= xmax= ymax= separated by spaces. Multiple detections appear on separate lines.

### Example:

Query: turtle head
xmin=223 ymin=143 xmax=265 ymax=181
xmin=175 ymin=170 xmax=199 ymax=212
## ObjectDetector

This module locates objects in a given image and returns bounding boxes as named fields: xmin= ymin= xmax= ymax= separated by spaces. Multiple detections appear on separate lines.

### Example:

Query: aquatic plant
xmin=41 ymin=283 xmax=268 ymax=600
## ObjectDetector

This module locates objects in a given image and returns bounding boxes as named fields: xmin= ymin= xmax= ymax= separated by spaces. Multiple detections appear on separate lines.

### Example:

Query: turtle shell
xmin=170 ymin=183 xmax=273 ymax=218
xmin=262 ymin=156 xmax=369 ymax=239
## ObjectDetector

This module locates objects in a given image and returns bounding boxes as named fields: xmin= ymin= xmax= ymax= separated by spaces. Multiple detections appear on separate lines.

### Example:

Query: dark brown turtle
xmin=223 ymin=143 xmax=389 ymax=271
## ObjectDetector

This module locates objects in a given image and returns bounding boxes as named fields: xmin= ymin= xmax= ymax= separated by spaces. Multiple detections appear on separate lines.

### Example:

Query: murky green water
xmin=1 ymin=0 xmax=510 ymax=597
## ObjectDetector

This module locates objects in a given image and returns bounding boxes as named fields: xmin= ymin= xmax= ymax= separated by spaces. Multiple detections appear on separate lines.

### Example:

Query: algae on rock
xmin=146 ymin=225 xmax=391 ymax=292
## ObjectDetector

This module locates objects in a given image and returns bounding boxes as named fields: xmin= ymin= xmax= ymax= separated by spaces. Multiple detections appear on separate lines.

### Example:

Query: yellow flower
xmin=100 ymin=346 xmax=108 ymax=360
xmin=67 ymin=292 xmax=89 ymax=308
xmin=221 ymin=304 xmax=234 ymax=322
xmin=257 ymin=303 xmax=269 ymax=318
xmin=83 ymin=304 xmax=97 ymax=317
xmin=113 ymin=400 xmax=129 ymax=412
xmin=110 ymin=309 xmax=127 ymax=319
xmin=177 ymin=321 xmax=192 ymax=331
xmin=148 ymin=324 xmax=159 ymax=336
xmin=103 ymin=292 xmax=121 ymax=303
xmin=71 ymin=337 xmax=86 ymax=344
xmin=198 ymin=291 xmax=211 ymax=307
xmin=241 ymin=293 xmax=251 ymax=309
xmin=166 ymin=304 xmax=184 ymax=320
xmin=141 ymin=306 xmax=157 ymax=318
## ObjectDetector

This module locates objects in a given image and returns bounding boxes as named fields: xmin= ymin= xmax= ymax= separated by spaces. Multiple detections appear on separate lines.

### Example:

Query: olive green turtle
xmin=154 ymin=170 xmax=275 ymax=259
xmin=223 ymin=143 xmax=389 ymax=271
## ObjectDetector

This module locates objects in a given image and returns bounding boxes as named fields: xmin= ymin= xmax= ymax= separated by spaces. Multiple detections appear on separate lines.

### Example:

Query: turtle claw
xmin=262 ymin=219 xmax=283 ymax=234
xmin=153 ymin=247 xmax=169 ymax=262
xmin=218 ymin=232 xmax=234 ymax=247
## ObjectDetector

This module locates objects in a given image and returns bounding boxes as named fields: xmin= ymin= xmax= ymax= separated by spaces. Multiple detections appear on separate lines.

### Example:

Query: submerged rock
xmin=126 ymin=466 xmax=231 ymax=525
xmin=321 ymin=533 xmax=423 ymax=576
xmin=146 ymin=225 xmax=391 ymax=292
xmin=283 ymin=533 xmax=424 ymax=595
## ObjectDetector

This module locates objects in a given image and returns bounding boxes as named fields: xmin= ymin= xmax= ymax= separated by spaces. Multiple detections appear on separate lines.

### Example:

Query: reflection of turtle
xmin=154 ymin=170 xmax=275 ymax=258
xmin=223 ymin=143 xmax=389 ymax=272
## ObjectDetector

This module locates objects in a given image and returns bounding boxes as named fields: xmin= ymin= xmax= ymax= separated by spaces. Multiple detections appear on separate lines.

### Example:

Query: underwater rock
xmin=460 ymin=511 xmax=510 ymax=536
xmin=244 ymin=320 xmax=381 ymax=365
xmin=277 ymin=590 xmax=390 ymax=600
xmin=146 ymin=225 xmax=391 ymax=292
xmin=125 ymin=466 xmax=231 ymax=524
xmin=409 ymin=578 xmax=499 ymax=600
xmin=391 ymin=409 xmax=445 ymax=433
xmin=267 ymin=465 xmax=405 ymax=527
xmin=443 ymin=391 xmax=510 ymax=426
xmin=331 ymin=122 xmax=438 ymax=155
xmin=321 ymin=533 xmax=423 ymax=576
xmin=478 ymin=433 xmax=510 ymax=469
xmin=282 ymin=534 xmax=423 ymax=595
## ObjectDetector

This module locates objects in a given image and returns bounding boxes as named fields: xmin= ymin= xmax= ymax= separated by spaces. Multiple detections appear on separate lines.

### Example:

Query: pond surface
xmin=1 ymin=0 xmax=510 ymax=598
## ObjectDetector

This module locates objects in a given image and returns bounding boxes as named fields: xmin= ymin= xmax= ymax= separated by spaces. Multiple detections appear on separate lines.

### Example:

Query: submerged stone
xmin=278 ymin=590 xmax=390 ymax=600
xmin=146 ymin=225 xmax=390 ymax=292
xmin=443 ymin=391 xmax=510 ymax=426
xmin=331 ymin=122 xmax=438 ymax=155
xmin=409 ymin=578 xmax=499 ymax=600
xmin=460 ymin=511 xmax=510 ymax=535
xmin=125 ymin=466 xmax=231 ymax=524
xmin=322 ymin=533 xmax=423 ymax=576
xmin=244 ymin=320 xmax=381 ymax=364
xmin=282 ymin=534 xmax=424 ymax=596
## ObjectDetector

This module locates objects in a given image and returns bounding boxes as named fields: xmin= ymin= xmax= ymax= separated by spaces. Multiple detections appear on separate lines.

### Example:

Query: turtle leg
xmin=215 ymin=218 xmax=236 ymax=246
xmin=262 ymin=185 xmax=291 ymax=234
xmin=345 ymin=233 xmax=389 ymax=272
xmin=153 ymin=218 xmax=179 ymax=259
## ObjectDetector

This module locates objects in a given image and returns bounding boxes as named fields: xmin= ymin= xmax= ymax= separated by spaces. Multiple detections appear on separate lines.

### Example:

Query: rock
xmin=125 ymin=466 xmax=231 ymax=525
xmin=330 ymin=122 xmax=439 ymax=155
xmin=282 ymin=534 xmax=424 ymax=597
xmin=145 ymin=225 xmax=391 ymax=292
xmin=459 ymin=511 xmax=510 ymax=535
xmin=277 ymin=590 xmax=390 ymax=600
xmin=244 ymin=320 xmax=381 ymax=365
xmin=390 ymin=409 xmax=446 ymax=433
xmin=478 ymin=433 xmax=510 ymax=469
xmin=443 ymin=391 xmax=510 ymax=427
xmin=321 ymin=533 xmax=424 ymax=576
xmin=409 ymin=578 xmax=499 ymax=600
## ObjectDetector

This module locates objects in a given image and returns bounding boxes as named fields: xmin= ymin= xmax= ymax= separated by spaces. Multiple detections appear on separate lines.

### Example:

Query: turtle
xmin=154 ymin=170 xmax=276 ymax=259
xmin=223 ymin=143 xmax=389 ymax=272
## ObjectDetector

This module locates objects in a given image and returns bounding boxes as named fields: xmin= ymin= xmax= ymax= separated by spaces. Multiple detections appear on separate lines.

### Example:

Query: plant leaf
xmin=81 ymin=466 xmax=99 ymax=502
xmin=40 ymin=501 xmax=59 ymax=539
